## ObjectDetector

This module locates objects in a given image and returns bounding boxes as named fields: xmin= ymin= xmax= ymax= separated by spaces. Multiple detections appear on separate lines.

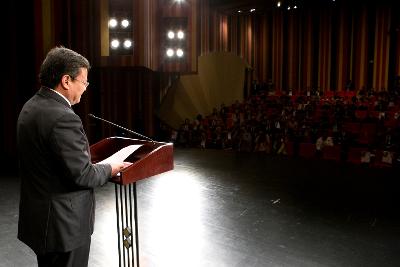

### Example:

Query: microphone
xmin=88 ymin=113 xmax=155 ymax=142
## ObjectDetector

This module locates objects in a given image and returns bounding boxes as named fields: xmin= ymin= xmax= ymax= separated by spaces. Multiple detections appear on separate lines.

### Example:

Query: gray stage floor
xmin=1 ymin=148 xmax=400 ymax=267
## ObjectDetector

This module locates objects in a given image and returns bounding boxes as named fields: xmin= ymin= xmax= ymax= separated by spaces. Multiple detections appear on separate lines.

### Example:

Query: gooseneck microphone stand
xmin=88 ymin=113 xmax=155 ymax=143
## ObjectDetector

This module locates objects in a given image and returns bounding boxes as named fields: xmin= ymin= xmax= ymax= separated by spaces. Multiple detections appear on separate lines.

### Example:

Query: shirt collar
xmin=49 ymin=88 xmax=71 ymax=107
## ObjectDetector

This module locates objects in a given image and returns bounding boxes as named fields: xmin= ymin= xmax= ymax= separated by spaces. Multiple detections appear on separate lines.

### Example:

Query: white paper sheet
xmin=98 ymin=144 xmax=142 ymax=164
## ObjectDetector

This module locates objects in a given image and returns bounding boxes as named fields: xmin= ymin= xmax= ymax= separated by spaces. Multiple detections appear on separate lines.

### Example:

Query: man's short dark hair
xmin=39 ymin=46 xmax=90 ymax=88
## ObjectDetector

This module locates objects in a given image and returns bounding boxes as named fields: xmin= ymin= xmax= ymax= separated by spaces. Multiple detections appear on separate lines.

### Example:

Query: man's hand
xmin=110 ymin=162 xmax=132 ymax=177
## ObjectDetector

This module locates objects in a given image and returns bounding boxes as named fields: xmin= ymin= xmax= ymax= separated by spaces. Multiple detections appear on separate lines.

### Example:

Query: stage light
xmin=238 ymin=10 xmax=242 ymax=13
xmin=167 ymin=31 xmax=175 ymax=39
xmin=110 ymin=39 xmax=120 ymax=49
xmin=109 ymin=18 xmax=118 ymax=28
xmin=176 ymin=48 xmax=184 ymax=57
xmin=123 ymin=39 xmax=132 ymax=48
xmin=174 ymin=0 xmax=184 ymax=3
xmin=250 ymin=8 xmax=256 ymax=12
xmin=121 ymin=19 xmax=130 ymax=28
xmin=166 ymin=48 xmax=174 ymax=57
xmin=177 ymin=30 xmax=184 ymax=39
xmin=277 ymin=2 xmax=281 ymax=7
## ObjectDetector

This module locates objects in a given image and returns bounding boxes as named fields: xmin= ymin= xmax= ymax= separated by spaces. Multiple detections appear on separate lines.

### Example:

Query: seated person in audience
xmin=315 ymin=135 xmax=325 ymax=157
xmin=360 ymin=151 xmax=371 ymax=166
xmin=171 ymin=129 xmax=178 ymax=143
xmin=324 ymin=136 xmax=334 ymax=147
xmin=239 ymin=126 xmax=253 ymax=152
xmin=193 ymin=114 xmax=203 ymax=129
xmin=254 ymin=131 xmax=269 ymax=153
xmin=381 ymin=151 xmax=393 ymax=165
xmin=277 ymin=135 xmax=289 ymax=155
xmin=200 ymin=131 xmax=207 ymax=148
xmin=223 ymin=130 xmax=233 ymax=149
xmin=213 ymin=126 xmax=223 ymax=149
xmin=378 ymin=111 xmax=385 ymax=120
xmin=383 ymin=130 xmax=393 ymax=149
xmin=177 ymin=125 xmax=188 ymax=146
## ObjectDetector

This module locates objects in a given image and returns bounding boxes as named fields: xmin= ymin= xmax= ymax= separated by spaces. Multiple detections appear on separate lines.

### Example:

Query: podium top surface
xmin=90 ymin=137 xmax=174 ymax=185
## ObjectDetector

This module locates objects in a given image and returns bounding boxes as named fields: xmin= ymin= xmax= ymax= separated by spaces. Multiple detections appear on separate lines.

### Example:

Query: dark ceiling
xmin=209 ymin=0 xmax=277 ymax=14
xmin=208 ymin=0 xmax=394 ymax=15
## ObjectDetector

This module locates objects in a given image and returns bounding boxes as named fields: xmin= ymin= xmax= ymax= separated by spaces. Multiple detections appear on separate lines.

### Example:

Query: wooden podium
xmin=90 ymin=136 xmax=174 ymax=267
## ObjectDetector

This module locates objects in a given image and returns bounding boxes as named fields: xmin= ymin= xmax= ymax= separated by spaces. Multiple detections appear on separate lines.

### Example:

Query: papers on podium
xmin=98 ymin=144 xmax=142 ymax=164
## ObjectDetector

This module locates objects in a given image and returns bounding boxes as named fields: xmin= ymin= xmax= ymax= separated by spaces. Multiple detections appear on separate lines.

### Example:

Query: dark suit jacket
xmin=17 ymin=87 xmax=111 ymax=254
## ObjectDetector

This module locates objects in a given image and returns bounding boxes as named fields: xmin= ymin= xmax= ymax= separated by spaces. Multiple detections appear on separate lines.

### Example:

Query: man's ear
xmin=61 ymin=75 xmax=70 ymax=88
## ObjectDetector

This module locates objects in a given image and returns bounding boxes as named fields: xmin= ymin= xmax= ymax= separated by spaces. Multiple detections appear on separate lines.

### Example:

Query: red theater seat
xmin=322 ymin=145 xmax=342 ymax=162
xmin=346 ymin=147 xmax=368 ymax=165
xmin=298 ymin=143 xmax=316 ymax=159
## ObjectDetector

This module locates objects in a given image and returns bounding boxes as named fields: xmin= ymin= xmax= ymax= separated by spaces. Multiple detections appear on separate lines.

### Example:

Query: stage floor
xmin=1 ymin=148 xmax=400 ymax=267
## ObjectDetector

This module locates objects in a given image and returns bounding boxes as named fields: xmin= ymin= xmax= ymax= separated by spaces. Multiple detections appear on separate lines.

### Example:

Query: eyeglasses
xmin=73 ymin=78 xmax=90 ymax=88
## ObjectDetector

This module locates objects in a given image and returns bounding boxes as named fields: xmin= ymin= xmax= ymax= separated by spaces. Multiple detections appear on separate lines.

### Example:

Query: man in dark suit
xmin=17 ymin=46 xmax=129 ymax=267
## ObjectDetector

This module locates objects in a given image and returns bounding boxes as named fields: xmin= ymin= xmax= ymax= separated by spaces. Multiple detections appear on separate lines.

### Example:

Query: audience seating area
xmin=164 ymin=89 xmax=400 ymax=168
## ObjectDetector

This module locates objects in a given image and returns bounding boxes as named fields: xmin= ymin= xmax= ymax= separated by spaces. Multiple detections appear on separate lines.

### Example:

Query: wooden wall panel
xmin=200 ymin=0 xmax=210 ymax=55
xmin=86 ymin=67 xmax=160 ymax=143
xmin=301 ymin=10 xmax=314 ymax=91
xmin=373 ymin=7 xmax=391 ymax=91
xmin=272 ymin=11 xmax=284 ymax=91
xmin=396 ymin=16 xmax=400 ymax=77
xmin=201 ymin=2 xmax=400 ymax=93
xmin=353 ymin=6 xmax=369 ymax=91
xmin=287 ymin=12 xmax=300 ymax=92
xmin=318 ymin=9 xmax=329 ymax=91
xmin=335 ymin=7 xmax=350 ymax=91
